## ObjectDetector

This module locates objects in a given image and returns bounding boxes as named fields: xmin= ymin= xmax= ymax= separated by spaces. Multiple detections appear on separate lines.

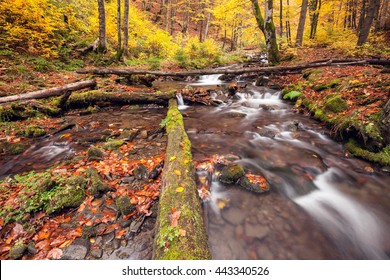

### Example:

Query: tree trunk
xmin=286 ymin=0 xmax=292 ymax=44
xmin=182 ymin=0 xmax=190 ymax=33
xmin=357 ymin=0 xmax=381 ymax=46
xmin=117 ymin=0 xmax=122 ymax=54
xmin=153 ymin=99 xmax=211 ymax=260
xmin=123 ymin=0 xmax=130 ymax=56
xmin=204 ymin=6 xmax=212 ymax=41
xmin=265 ymin=0 xmax=280 ymax=64
xmin=280 ymin=0 xmax=283 ymax=37
xmin=0 ymin=80 xmax=97 ymax=104
xmin=97 ymin=0 xmax=107 ymax=52
xmin=296 ymin=0 xmax=309 ymax=46
xmin=378 ymin=0 xmax=389 ymax=29
xmin=251 ymin=0 xmax=265 ymax=34
xmin=309 ymin=0 xmax=322 ymax=39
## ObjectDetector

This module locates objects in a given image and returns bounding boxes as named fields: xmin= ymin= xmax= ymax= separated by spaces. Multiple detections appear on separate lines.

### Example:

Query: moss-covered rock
xmin=86 ymin=168 xmax=112 ymax=198
xmin=323 ymin=94 xmax=348 ymax=113
xmin=219 ymin=164 xmax=245 ymax=184
xmin=46 ymin=185 xmax=86 ymax=214
xmin=24 ymin=126 xmax=46 ymax=138
xmin=87 ymin=146 xmax=105 ymax=162
xmin=345 ymin=140 xmax=390 ymax=167
xmin=103 ymin=140 xmax=125 ymax=151
xmin=314 ymin=79 xmax=340 ymax=92
xmin=9 ymin=242 xmax=27 ymax=260
xmin=133 ymin=164 xmax=149 ymax=181
xmin=238 ymin=176 xmax=270 ymax=193
xmin=283 ymin=91 xmax=304 ymax=101
xmin=302 ymin=69 xmax=323 ymax=82
xmin=116 ymin=196 xmax=136 ymax=216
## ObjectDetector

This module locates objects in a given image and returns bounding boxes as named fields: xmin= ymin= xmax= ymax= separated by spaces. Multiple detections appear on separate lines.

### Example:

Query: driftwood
xmin=0 ymin=80 xmax=96 ymax=104
xmin=77 ymin=59 xmax=390 ymax=77
xmin=153 ymin=99 xmax=211 ymax=260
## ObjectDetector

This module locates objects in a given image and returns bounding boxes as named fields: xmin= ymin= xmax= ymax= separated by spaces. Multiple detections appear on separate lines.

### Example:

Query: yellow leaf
xmin=174 ymin=170 xmax=181 ymax=176
xmin=184 ymin=159 xmax=190 ymax=164
xmin=176 ymin=187 xmax=184 ymax=193
xmin=169 ymin=156 xmax=176 ymax=162
xmin=179 ymin=229 xmax=186 ymax=237
xmin=60 ymin=133 xmax=71 ymax=139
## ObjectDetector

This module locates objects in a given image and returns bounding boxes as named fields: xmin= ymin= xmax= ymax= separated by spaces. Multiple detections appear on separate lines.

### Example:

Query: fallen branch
xmin=0 ymin=80 xmax=96 ymax=104
xmin=153 ymin=99 xmax=211 ymax=260
xmin=76 ymin=59 xmax=390 ymax=77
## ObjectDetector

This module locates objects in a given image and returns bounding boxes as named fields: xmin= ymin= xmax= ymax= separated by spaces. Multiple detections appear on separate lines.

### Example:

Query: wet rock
xmin=133 ymin=164 xmax=149 ymax=181
xmin=244 ymin=222 xmax=269 ymax=240
xmin=104 ymin=140 xmax=125 ymax=151
xmin=255 ymin=76 xmax=270 ymax=87
xmin=87 ymin=146 xmax=105 ymax=162
xmin=86 ymin=168 xmax=113 ymax=198
xmin=121 ymin=176 xmax=135 ymax=184
xmin=221 ymin=207 xmax=247 ymax=226
xmin=116 ymin=196 xmax=136 ymax=216
xmin=102 ymin=232 xmax=115 ymax=245
xmin=133 ymin=145 xmax=145 ymax=150
xmin=119 ymin=129 xmax=139 ymax=141
xmin=113 ymin=239 xmax=121 ymax=250
xmin=138 ymin=130 xmax=148 ymax=139
xmin=224 ymin=111 xmax=247 ymax=118
xmin=238 ymin=176 xmax=270 ymax=193
xmin=286 ymin=120 xmax=300 ymax=132
xmin=82 ymin=225 xmax=98 ymax=239
xmin=224 ymin=154 xmax=241 ymax=162
xmin=9 ymin=243 xmax=27 ymax=259
xmin=62 ymin=238 xmax=90 ymax=260
xmin=257 ymin=244 xmax=274 ymax=260
xmin=219 ymin=74 xmax=236 ymax=82
xmin=258 ymin=129 xmax=276 ymax=138
xmin=27 ymin=242 xmax=37 ymax=256
xmin=90 ymin=248 xmax=103 ymax=259
xmin=219 ymin=164 xmax=245 ymax=184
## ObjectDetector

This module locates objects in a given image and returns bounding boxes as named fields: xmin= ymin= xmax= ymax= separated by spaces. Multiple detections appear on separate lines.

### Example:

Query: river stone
xmin=139 ymin=130 xmax=148 ymax=139
xmin=62 ymin=238 xmax=90 ymax=260
xmin=221 ymin=207 xmax=247 ymax=225
xmin=224 ymin=111 xmax=247 ymax=118
xmin=90 ymin=248 xmax=103 ymax=259
xmin=9 ymin=243 xmax=27 ymax=259
xmin=286 ymin=120 xmax=300 ymax=132
xmin=238 ymin=176 xmax=270 ymax=193
xmin=257 ymin=244 xmax=274 ymax=260
xmin=87 ymin=146 xmax=105 ymax=162
xmin=116 ymin=196 xmax=136 ymax=216
xmin=219 ymin=164 xmax=245 ymax=184
xmin=133 ymin=164 xmax=149 ymax=181
xmin=244 ymin=222 xmax=269 ymax=240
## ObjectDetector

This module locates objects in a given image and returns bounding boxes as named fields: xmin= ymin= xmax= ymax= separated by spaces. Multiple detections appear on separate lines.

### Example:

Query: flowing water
xmin=182 ymin=75 xmax=390 ymax=259
xmin=1 ymin=74 xmax=389 ymax=260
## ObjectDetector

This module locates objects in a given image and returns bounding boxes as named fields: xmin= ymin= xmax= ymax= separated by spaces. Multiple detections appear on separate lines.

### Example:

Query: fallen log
xmin=76 ymin=59 xmax=390 ymax=77
xmin=0 ymin=80 xmax=96 ymax=104
xmin=153 ymin=99 xmax=211 ymax=260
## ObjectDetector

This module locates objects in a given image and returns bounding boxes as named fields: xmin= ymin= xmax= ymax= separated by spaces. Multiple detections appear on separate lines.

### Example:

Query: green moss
xmin=283 ymin=91 xmax=304 ymax=101
xmin=115 ymin=196 xmax=136 ymax=216
xmin=302 ymin=69 xmax=323 ymax=82
xmin=9 ymin=241 xmax=27 ymax=260
xmin=103 ymin=140 xmax=125 ymax=151
xmin=24 ymin=126 xmax=46 ymax=138
xmin=7 ymin=143 xmax=27 ymax=155
xmin=86 ymin=168 xmax=111 ymax=198
xmin=219 ymin=164 xmax=245 ymax=184
xmin=345 ymin=140 xmax=390 ymax=166
xmin=364 ymin=122 xmax=383 ymax=141
xmin=87 ymin=146 xmax=104 ymax=161
xmin=45 ymin=184 xmax=85 ymax=214
xmin=323 ymin=94 xmax=347 ymax=113
xmin=314 ymin=79 xmax=340 ymax=92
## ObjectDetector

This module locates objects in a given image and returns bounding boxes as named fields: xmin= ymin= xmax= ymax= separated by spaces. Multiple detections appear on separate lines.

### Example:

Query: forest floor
xmin=0 ymin=45 xmax=389 ymax=259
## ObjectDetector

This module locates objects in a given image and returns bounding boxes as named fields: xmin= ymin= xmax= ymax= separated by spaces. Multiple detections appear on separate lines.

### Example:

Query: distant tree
xmin=296 ymin=0 xmax=309 ymax=46
xmin=357 ymin=0 xmax=381 ymax=45
xmin=251 ymin=0 xmax=280 ymax=64
xmin=97 ymin=0 xmax=107 ymax=52
xmin=117 ymin=0 xmax=122 ymax=54
xmin=123 ymin=0 xmax=130 ymax=56
xmin=309 ymin=0 xmax=321 ymax=39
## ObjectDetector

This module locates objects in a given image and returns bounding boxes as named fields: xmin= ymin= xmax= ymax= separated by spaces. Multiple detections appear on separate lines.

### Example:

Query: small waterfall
xmin=176 ymin=92 xmax=189 ymax=110
xmin=191 ymin=74 xmax=224 ymax=86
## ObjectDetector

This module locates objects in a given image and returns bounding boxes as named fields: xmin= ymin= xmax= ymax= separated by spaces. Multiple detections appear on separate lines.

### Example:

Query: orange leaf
xmin=59 ymin=240 xmax=72 ymax=249
xmin=169 ymin=209 xmax=181 ymax=227
xmin=174 ymin=170 xmax=181 ymax=176
xmin=179 ymin=229 xmax=186 ymax=237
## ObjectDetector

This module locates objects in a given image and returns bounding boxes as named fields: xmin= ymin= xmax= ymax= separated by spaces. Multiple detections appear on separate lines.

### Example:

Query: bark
xmin=357 ymin=0 xmax=381 ymax=45
xmin=280 ymin=0 xmax=283 ymax=37
xmin=0 ymin=80 xmax=97 ymax=104
xmin=309 ymin=0 xmax=321 ymax=39
xmin=153 ymin=99 xmax=211 ymax=260
xmin=117 ymin=0 xmax=122 ymax=54
xmin=296 ymin=0 xmax=309 ymax=46
xmin=265 ymin=0 xmax=280 ymax=63
xmin=97 ymin=0 xmax=107 ymax=52
xmin=182 ymin=0 xmax=190 ymax=33
xmin=251 ymin=0 xmax=265 ymax=34
xmin=382 ymin=98 xmax=390 ymax=145
xmin=123 ymin=0 xmax=130 ymax=56
xmin=77 ymin=59 xmax=390 ymax=77
xmin=378 ymin=0 xmax=389 ymax=29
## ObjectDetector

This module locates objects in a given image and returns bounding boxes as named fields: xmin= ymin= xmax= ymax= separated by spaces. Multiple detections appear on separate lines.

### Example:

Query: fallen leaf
xmin=59 ymin=240 xmax=72 ymax=249
xmin=169 ymin=208 xmax=181 ymax=227
xmin=169 ymin=156 xmax=176 ymax=162
xmin=176 ymin=187 xmax=184 ymax=193
xmin=174 ymin=170 xmax=181 ymax=176
xmin=179 ymin=229 xmax=186 ymax=237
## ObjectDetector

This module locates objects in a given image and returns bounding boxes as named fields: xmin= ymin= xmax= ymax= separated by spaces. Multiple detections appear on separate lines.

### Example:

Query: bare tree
xmin=296 ymin=0 xmax=309 ymax=46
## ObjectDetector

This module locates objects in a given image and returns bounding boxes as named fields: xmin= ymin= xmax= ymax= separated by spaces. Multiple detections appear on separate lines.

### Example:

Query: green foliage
xmin=345 ymin=140 xmax=390 ymax=167
xmin=323 ymin=94 xmax=348 ymax=113
xmin=283 ymin=91 xmax=304 ymax=101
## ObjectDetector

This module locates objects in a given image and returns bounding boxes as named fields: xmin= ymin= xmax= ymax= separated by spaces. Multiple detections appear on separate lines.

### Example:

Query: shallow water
xmin=182 ymin=81 xmax=390 ymax=260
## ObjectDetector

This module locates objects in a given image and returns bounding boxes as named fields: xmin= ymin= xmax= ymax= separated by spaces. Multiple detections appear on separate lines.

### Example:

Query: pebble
xmin=256 ymin=244 xmax=274 ymax=260
xmin=62 ymin=238 xmax=90 ymax=260
xmin=244 ymin=222 xmax=269 ymax=240
xmin=221 ymin=207 xmax=247 ymax=226
xmin=90 ymin=248 xmax=103 ymax=259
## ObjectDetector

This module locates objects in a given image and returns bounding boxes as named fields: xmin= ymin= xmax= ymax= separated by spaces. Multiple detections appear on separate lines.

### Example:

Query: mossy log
xmin=0 ymin=80 xmax=96 ymax=104
xmin=153 ymin=99 xmax=211 ymax=260
xmin=67 ymin=90 xmax=175 ymax=108
xmin=76 ymin=59 xmax=390 ymax=77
